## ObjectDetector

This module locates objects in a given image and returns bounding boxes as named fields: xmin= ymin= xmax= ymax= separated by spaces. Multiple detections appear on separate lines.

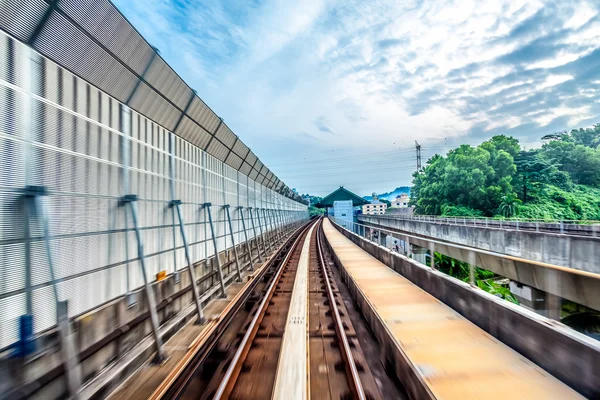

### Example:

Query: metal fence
xmin=361 ymin=214 xmax=600 ymax=236
xmin=0 ymin=28 xmax=306 ymax=350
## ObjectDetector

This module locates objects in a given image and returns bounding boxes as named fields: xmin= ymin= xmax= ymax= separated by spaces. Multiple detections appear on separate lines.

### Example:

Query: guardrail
xmin=361 ymin=214 xmax=600 ymax=236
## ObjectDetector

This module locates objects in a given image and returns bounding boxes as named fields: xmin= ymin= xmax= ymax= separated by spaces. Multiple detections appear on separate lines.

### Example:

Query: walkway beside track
xmin=272 ymin=225 xmax=313 ymax=400
xmin=322 ymin=218 xmax=582 ymax=399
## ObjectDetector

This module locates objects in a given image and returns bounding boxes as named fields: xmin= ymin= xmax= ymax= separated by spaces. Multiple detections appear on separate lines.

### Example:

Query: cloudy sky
xmin=114 ymin=0 xmax=600 ymax=196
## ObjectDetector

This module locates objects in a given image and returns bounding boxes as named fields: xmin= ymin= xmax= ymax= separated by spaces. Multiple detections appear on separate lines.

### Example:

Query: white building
xmin=362 ymin=194 xmax=387 ymax=215
xmin=391 ymin=193 xmax=410 ymax=208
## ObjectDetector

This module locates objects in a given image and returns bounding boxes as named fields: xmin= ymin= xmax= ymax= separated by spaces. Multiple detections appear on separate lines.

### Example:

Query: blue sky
xmin=114 ymin=0 xmax=600 ymax=196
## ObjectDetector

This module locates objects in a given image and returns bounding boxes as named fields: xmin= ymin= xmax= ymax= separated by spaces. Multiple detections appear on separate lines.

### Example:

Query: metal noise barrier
xmin=0 ymin=21 xmax=307 ymax=363
xmin=0 ymin=0 xmax=303 ymax=203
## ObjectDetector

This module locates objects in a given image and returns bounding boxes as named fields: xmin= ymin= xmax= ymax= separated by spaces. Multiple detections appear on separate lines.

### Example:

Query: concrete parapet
xmin=358 ymin=216 xmax=600 ymax=312
xmin=358 ymin=215 xmax=600 ymax=273
xmin=330 ymin=220 xmax=600 ymax=398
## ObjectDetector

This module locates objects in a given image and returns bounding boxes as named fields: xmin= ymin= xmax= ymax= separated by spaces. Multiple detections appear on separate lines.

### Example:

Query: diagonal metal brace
xmin=119 ymin=194 xmax=167 ymax=362
xmin=223 ymin=205 xmax=242 ymax=282
xmin=169 ymin=200 xmax=205 ymax=323
xmin=203 ymin=203 xmax=227 ymax=297
xmin=237 ymin=206 xmax=256 ymax=269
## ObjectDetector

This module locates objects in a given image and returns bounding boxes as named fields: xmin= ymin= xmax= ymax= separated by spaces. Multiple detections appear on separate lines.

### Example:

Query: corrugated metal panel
xmin=0 ymin=0 xmax=48 ymax=42
xmin=245 ymin=151 xmax=258 ymax=167
xmin=144 ymin=56 xmax=191 ymax=109
xmin=256 ymin=174 xmax=266 ymax=185
xmin=187 ymin=96 xmax=220 ymax=133
xmin=0 ymin=1 xmax=300 ymax=204
xmin=225 ymin=152 xmax=243 ymax=170
xmin=174 ymin=115 xmax=212 ymax=150
xmin=128 ymin=80 xmax=180 ymax=130
xmin=254 ymin=160 xmax=264 ymax=174
xmin=33 ymin=11 xmax=137 ymax=102
xmin=214 ymin=122 xmax=236 ymax=148
xmin=232 ymin=140 xmax=249 ymax=159
xmin=248 ymin=168 xmax=259 ymax=180
xmin=239 ymin=161 xmax=252 ymax=175
xmin=57 ymin=0 xmax=154 ymax=75
xmin=206 ymin=138 xmax=229 ymax=162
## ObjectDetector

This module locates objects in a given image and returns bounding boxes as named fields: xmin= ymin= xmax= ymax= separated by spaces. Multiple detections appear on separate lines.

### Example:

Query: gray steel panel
xmin=254 ymin=160 xmax=264 ymax=173
xmin=128 ymin=81 xmax=180 ymax=130
xmin=245 ymin=151 xmax=257 ymax=167
xmin=248 ymin=168 xmax=259 ymax=180
xmin=187 ymin=96 xmax=220 ymax=133
xmin=239 ymin=161 xmax=252 ymax=175
xmin=0 ymin=0 xmax=48 ymax=42
xmin=174 ymin=115 xmax=212 ymax=150
xmin=144 ymin=56 xmax=191 ymax=110
xmin=57 ymin=0 xmax=154 ymax=75
xmin=225 ymin=152 xmax=243 ymax=170
xmin=33 ymin=11 xmax=137 ymax=102
xmin=232 ymin=140 xmax=249 ymax=160
xmin=206 ymin=138 xmax=229 ymax=162
xmin=0 ymin=33 xmax=8 ymax=84
xmin=214 ymin=123 xmax=236 ymax=148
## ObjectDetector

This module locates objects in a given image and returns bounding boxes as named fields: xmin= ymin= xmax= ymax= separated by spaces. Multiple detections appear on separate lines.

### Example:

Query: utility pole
xmin=415 ymin=140 xmax=422 ymax=171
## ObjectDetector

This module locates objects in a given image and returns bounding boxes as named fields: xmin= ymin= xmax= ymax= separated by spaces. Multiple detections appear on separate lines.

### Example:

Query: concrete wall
xmin=358 ymin=215 xmax=600 ymax=312
xmin=329 ymin=222 xmax=600 ymax=398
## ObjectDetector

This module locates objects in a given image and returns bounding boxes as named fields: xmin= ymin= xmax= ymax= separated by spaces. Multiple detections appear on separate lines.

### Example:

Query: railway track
xmin=152 ymin=217 xmax=381 ymax=400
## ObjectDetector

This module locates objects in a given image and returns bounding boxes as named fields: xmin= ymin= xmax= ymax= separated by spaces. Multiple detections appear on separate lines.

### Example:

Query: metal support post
xmin=256 ymin=208 xmax=270 ymax=254
xmin=271 ymin=209 xmax=281 ymax=243
xmin=224 ymin=205 xmax=242 ymax=281
xmin=204 ymin=203 xmax=227 ymax=297
xmin=278 ymin=210 xmax=285 ymax=239
xmin=249 ymin=207 xmax=266 ymax=258
xmin=238 ymin=206 xmax=257 ymax=268
xmin=22 ymin=186 xmax=83 ymax=395
xmin=272 ymin=209 xmax=281 ymax=244
xmin=263 ymin=208 xmax=275 ymax=251
xmin=120 ymin=194 xmax=167 ymax=362
xmin=57 ymin=301 xmax=82 ymax=398
xmin=271 ymin=209 xmax=282 ymax=244
xmin=170 ymin=200 xmax=205 ymax=323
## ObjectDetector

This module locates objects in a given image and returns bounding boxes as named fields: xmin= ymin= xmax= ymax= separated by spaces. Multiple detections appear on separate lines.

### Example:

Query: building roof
xmin=370 ymin=199 xmax=384 ymax=204
xmin=315 ymin=186 xmax=369 ymax=208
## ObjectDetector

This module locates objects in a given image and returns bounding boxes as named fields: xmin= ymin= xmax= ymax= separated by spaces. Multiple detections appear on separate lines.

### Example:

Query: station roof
xmin=315 ymin=186 xmax=369 ymax=208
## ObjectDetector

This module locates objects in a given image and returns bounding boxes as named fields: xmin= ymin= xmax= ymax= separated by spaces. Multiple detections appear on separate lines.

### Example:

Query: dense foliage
xmin=432 ymin=253 xmax=518 ymax=303
xmin=411 ymin=124 xmax=600 ymax=220
xmin=301 ymin=194 xmax=325 ymax=217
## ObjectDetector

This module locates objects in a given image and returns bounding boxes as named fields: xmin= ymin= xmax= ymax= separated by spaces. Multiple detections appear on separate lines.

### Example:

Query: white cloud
xmin=539 ymin=74 xmax=574 ymax=89
xmin=112 ymin=0 xmax=600 ymax=194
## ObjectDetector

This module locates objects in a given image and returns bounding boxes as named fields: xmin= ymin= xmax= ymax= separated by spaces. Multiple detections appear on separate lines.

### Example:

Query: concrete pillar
xmin=380 ymin=231 xmax=388 ymax=247
xmin=412 ymin=246 xmax=428 ymax=265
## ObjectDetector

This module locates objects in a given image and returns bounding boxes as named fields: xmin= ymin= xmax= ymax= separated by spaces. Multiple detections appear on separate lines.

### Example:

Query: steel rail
xmin=316 ymin=218 xmax=367 ymax=400
xmin=147 ymin=220 xmax=310 ymax=400
xmin=212 ymin=219 xmax=318 ymax=400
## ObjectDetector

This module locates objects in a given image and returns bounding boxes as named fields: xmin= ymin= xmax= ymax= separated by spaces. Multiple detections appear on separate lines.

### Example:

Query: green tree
xmin=410 ymin=124 xmax=600 ymax=220
xmin=498 ymin=193 xmax=521 ymax=217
